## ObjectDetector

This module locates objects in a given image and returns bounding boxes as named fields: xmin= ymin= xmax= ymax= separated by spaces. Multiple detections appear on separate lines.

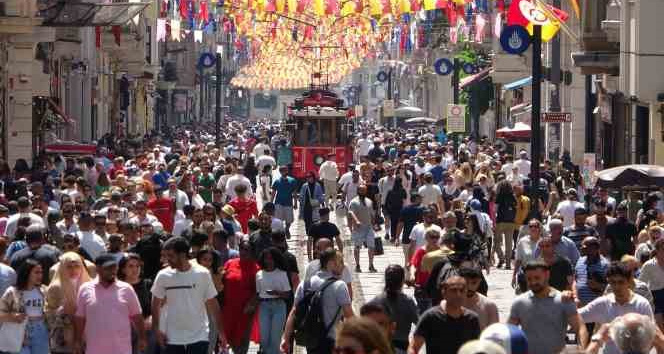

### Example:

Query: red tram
xmin=287 ymin=88 xmax=354 ymax=179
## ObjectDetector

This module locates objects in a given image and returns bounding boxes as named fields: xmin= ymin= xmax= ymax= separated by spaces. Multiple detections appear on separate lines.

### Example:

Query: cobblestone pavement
xmin=247 ymin=198 xmax=516 ymax=353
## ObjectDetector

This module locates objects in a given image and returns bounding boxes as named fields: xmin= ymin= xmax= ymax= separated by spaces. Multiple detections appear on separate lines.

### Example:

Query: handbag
xmin=0 ymin=320 xmax=27 ymax=352
xmin=374 ymin=237 xmax=384 ymax=255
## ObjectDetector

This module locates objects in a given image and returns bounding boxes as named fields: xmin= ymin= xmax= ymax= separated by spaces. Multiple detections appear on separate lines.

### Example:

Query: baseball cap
xmin=457 ymin=340 xmax=506 ymax=354
xmin=469 ymin=199 xmax=482 ymax=211
xmin=480 ymin=323 xmax=528 ymax=354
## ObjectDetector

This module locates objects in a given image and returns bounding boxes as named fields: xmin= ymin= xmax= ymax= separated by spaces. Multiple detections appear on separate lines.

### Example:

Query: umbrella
xmin=495 ymin=122 xmax=531 ymax=139
xmin=595 ymin=164 xmax=664 ymax=188
xmin=394 ymin=106 xmax=424 ymax=118
xmin=405 ymin=117 xmax=438 ymax=124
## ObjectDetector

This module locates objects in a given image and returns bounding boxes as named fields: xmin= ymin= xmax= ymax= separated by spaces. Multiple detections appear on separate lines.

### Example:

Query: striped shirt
xmin=575 ymin=256 xmax=610 ymax=306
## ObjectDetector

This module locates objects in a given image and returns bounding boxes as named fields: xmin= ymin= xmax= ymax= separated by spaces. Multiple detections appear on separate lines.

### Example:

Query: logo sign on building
xmin=500 ymin=25 xmax=531 ymax=55
xmin=446 ymin=104 xmax=466 ymax=133
xmin=433 ymin=58 xmax=454 ymax=76
xmin=541 ymin=112 xmax=572 ymax=123
xmin=383 ymin=100 xmax=394 ymax=117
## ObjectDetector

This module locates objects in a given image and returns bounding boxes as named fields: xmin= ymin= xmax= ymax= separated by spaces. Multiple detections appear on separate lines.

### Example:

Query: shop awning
xmin=503 ymin=76 xmax=532 ymax=91
xmin=40 ymin=1 xmax=150 ymax=27
xmin=47 ymin=98 xmax=73 ymax=125
xmin=509 ymin=102 xmax=532 ymax=117
xmin=459 ymin=67 xmax=492 ymax=89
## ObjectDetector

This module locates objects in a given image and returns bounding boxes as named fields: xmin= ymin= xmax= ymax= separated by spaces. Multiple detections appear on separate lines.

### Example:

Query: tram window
xmin=307 ymin=120 xmax=319 ymax=145
xmin=336 ymin=119 xmax=345 ymax=145
xmin=295 ymin=119 xmax=307 ymax=146
xmin=319 ymin=120 xmax=333 ymax=146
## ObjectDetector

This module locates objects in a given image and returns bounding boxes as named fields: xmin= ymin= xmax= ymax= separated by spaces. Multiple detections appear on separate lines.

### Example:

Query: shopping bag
xmin=374 ymin=237 xmax=384 ymax=255
xmin=0 ymin=320 xmax=27 ymax=352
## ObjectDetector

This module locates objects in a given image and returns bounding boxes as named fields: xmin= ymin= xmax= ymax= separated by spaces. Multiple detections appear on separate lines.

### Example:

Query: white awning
xmin=40 ymin=1 xmax=150 ymax=27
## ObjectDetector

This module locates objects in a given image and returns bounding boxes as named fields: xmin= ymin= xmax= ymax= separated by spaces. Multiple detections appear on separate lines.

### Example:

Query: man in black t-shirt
xmin=10 ymin=225 xmax=61 ymax=285
xmin=409 ymin=276 xmax=480 ymax=354
xmin=307 ymin=207 xmax=342 ymax=259
xmin=396 ymin=194 xmax=424 ymax=264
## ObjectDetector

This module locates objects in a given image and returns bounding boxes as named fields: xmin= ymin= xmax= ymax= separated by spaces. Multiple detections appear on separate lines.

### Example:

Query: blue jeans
xmin=258 ymin=299 xmax=287 ymax=354
xmin=19 ymin=319 xmax=49 ymax=354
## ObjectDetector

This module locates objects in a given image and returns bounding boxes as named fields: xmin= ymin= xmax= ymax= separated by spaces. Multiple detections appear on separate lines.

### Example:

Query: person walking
xmin=494 ymin=180 xmax=517 ymax=270
xmin=318 ymin=154 xmax=339 ymax=210
xmin=151 ymin=237 xmax=226 ymax=354
xmin=74 ymin=253 xmax=146 ymax=354
xmin=0 ymin=259 xmax=49 ymax=354
xmin=271 ymin=166 xmax=298 ymax=238
xmin=256 ymin=248 xmax=291 ymax=354
xmin=348 ymin=184 xmax=377 ymax=273
xmin=299 ymin=172 xmax=325 ymax=238
xmin=408 ymin=276 xmax=481 ymax=354
xmin=508 ymin=260 xmax=588 ymax=354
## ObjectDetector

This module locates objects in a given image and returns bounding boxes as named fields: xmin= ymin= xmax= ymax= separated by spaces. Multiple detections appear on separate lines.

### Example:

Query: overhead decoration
xmin=508 ymin=0 xmax=568 ymax=42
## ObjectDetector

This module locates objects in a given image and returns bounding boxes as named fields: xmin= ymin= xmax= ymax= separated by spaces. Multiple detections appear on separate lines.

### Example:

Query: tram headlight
xmin=313 ymin=155 xmax=325 ymax=166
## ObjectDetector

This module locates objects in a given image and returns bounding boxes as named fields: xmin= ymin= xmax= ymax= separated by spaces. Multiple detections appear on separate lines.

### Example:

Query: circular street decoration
xmin=433 ymin=58 xmax=453 ymax=76
xmin=376 ymin=71 xmax=389 ymax=82
xmin=463 ymin=63 xmax=477 ymax=75
xmin=500 ymin=25 xmax=531 ymax=55
xmin=198 ymin=53 xmax=217 ymax=68
xmin=519 ymin=0 xmax=550 ymax=25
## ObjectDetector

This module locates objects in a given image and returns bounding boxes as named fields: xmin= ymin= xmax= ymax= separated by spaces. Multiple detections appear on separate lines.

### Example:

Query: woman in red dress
xmin=222 ymin=239 xmax=260 ymax=354
xmin=228 ymin=184 xmax=258 ymax=234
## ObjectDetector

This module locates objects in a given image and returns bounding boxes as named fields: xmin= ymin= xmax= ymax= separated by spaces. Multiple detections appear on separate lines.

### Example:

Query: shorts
xmin=274 ymin=204 xmax=294 ymax=224
xmin=352 ymin=225 xmax=376 ymax=249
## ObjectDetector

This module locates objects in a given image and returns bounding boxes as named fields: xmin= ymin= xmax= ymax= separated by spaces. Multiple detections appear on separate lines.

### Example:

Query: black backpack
xmin=294 ymin=278 xmax=341 ymax=348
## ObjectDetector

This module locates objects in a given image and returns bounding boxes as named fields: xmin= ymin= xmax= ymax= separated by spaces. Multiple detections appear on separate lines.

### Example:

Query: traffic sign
xmin=433 ymin=58 xmax=453 ymax=76
xmin=500 ymin=25 xmax=531 ymax=55
xmin=446 ymin=104 xmax=466 ymax=133
xmin=377 ymin=71 xmax=389 ymax=82
xmin=198 ymin=53 xmax=216 ymax=68
xmin=542 ymin=112 xmax=572 ymax=123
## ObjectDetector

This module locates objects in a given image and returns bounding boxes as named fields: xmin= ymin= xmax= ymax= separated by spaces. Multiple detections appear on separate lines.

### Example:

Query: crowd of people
xmin=0 ymin=122 xmax=662 ymax=354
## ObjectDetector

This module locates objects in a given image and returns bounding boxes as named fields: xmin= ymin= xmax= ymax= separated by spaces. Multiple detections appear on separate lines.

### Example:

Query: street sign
xmin=434 ymin=58 xmax=453 ymax=76
xmin=377 ymin=71 xmax=389 ymax=82
xmin=383 ymin=100 xmax=394 ymax=117
xmin=542 ymin=112 xmax=572 ymax=123
xmin=446 ymin=104 xmax=466 ymax=133
xmin=500 ymin=25 xmax=531 ymax=55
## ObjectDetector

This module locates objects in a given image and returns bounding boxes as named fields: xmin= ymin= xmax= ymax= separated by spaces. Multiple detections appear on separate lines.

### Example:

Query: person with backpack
xmin=281 ymin=248 xmax=354 ymax=354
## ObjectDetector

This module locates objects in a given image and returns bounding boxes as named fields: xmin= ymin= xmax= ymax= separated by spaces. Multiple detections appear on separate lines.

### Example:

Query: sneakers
xmin=355 ymin=266 xmax=362 ymax=273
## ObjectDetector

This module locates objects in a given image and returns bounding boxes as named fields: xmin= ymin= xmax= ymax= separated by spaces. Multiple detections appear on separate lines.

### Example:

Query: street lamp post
xmin=530 ymin=25 xmax=542 ymax=213
xmin=452 ymin=58 xmax=460 ymax=104
xmin=215 ymin=53 xmax=222 ymax=146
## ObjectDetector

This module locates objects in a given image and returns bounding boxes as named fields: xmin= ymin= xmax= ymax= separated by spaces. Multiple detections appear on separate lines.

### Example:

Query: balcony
xmin=571 ymin=0 xmax=619 ymax=75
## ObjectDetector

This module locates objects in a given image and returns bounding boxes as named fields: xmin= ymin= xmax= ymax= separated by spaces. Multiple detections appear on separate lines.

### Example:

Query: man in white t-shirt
xmin=556 ymin=189 xmax=585 ymax=228
xmin=407 ymin=208 xmax=443 ymax=263
xmin=514 ymin=150 xmax=532 ymax=178
xmin=356 ymin=133 xmax=372 ymax=161
xmin=225 ymin=167 xmax=254 ymax=200
xmin=418 ymin=173 xmax=444 ymax=212
xmin=151 ymin=237 xmax=226 ymax=352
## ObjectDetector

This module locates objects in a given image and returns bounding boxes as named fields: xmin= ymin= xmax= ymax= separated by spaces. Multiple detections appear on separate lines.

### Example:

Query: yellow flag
xmin=314 ymin=0 xmax=325 ymax=16
xmin=276 ymin=0 xmax=286 ymax=12
xmin=369 ymin=0 xmax=382 ymax=17
xmin=287 ymin=0 xmax=297 ymax=13
xmin=399 ymin=0 xmax=411 ymax=14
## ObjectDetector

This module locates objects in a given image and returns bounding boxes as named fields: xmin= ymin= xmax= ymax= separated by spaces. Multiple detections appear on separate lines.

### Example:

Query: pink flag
xmin=493 ymin=12 xmax=502 ymax=38
xmin=475 ymin=13 xmax=486 ymax=42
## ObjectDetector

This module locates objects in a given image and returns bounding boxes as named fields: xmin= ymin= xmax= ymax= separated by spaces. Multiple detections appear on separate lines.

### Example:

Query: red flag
xmin=95 ymin=26 xmax=101 ymax=48
xmin=179 ymin=0 xmax=189 ymax=19
xmin=111 ymin=26 xmax=121 ymax=46
xmin=507 ymin=0 xmax=529 ymax=27
xmin=496 ymin=0 xmax=504 ymax=12
xmin=410 ymin=0 xmax=420 ymax=12
xmin=381 ymin=0 xmax=391 ymax=14
xmin=198 ymin=1 xmax=209 ymax=21
xmin=355 ymin=0 xmax=363 ymax=13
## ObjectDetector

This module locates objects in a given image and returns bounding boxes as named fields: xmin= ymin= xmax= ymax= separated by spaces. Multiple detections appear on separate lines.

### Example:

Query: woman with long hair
xmin=95 ymin=172 xmax=111 ymax=198
xmin=117 ymin=253 xmax=153 ymax=354
xmin=195 ymin=249 xmax=224 ymax=354
xmin=463 ymin=214 xmax=490 ymax=274
xmin=222 ymin=240 xmax=260 ymax=354
xmin=335 ymin=317 xmax=394 ymax=354
xmin=372 ymin=265 xmax=417 ymax=354
xmin=0 ymin=259 xmax=49 ymax=354
xmin=46 ymin=252 xmax=91 ymax=354
xmin=256 ymin=247 xmax=291 ymax=354
xmin=512 ymin=219 xmax=543 ymax=293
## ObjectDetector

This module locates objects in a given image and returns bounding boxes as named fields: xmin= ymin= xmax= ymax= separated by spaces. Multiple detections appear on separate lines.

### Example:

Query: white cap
xmin=457 ymin=340 xmax=506 ymax=354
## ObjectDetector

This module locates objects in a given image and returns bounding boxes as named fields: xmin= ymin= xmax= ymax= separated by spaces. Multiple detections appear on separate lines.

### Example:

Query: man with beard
xmin=151 ymin=237 xmax=226 ymax=353
xmin=458 ymin=267 xmax=499 ymax=330
xmin=348 ymin=184 xmax=376 ymax=273
xmin=508 ymin=260 xmax=588 ymax=354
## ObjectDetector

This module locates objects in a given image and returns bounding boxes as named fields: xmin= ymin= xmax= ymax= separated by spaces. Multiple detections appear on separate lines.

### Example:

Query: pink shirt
xmin=76 ymin=279 xmax=141 ymax=354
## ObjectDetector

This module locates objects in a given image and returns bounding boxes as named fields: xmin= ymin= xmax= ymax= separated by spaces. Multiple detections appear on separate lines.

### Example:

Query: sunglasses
xmin=529 ymin=224 xmax=540 ymax=228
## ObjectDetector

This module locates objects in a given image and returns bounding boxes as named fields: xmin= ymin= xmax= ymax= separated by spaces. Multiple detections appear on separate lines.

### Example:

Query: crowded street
xmin=4 ymin=0 xmax=664 ymax=354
